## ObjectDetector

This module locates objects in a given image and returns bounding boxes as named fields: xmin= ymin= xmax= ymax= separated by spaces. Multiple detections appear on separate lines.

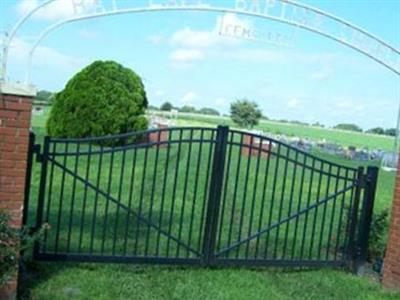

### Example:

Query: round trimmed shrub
xmin=46 ymin=60 xmax=148 ymax=138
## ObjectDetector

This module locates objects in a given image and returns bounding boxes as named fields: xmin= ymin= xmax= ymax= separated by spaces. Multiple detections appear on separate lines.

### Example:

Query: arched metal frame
xmin=1 ymin=0 xmax=400 ymax=153
xmin=26 ymin=4 xmax=400 ymax=83
xmin=2 ymin=0 xmax=399 ymax=83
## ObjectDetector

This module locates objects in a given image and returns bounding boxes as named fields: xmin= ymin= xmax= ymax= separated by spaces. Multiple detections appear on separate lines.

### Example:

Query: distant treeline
xmin=151 ymin=102 xmax=221 ymax=116
xmin=153 ymin=101 xmax=270 ymax=119
xmin=333 ymin=123 xmax=396 ymax=136
xmin=34 ymin=90 xmax=54 ymax=106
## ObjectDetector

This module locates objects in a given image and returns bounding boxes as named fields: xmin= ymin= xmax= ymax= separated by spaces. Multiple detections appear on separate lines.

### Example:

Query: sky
xmin=1 ymin=0 xmax=399 ymax=129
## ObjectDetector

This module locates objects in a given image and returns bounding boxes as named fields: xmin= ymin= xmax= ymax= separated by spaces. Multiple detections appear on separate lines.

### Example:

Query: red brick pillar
xmin=382 ymin=159 xmax=400 ymax=290
xmin=0 ymin=84 xmax=35 ymax=300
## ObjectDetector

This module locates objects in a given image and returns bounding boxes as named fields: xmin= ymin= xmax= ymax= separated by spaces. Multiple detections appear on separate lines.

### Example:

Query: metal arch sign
xmin=1 ymin=0 xmax=400 ymax=84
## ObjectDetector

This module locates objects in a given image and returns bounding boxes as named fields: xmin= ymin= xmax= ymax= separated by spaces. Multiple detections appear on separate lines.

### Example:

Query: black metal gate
xmin=26 ymin=126 xmax=378 ymax=270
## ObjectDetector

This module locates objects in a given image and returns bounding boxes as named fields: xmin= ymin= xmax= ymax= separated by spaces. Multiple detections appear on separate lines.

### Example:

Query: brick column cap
xmin=0 ymin=82 xmax=36 ymax=97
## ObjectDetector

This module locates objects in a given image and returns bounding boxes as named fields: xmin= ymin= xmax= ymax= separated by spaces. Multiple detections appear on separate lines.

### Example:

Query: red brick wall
xmin=382 ymin=162 xmax=400 ymax=289
xmin=0 ymin=93 xmax=32 ymax=227
xmin=0 ymin=92 xmax=33 ymax=299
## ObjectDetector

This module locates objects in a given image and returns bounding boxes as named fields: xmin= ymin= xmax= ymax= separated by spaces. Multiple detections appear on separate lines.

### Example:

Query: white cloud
xmin=168 ymin=13 xmax=336 ymax=68
xmin=168 ymin=13 xmax=247 ymax=66
xmin=170 ymin=49 xmax=204 ymax=64
xmin=148 ymin=34 xmax=164 ymax=45
xmin=287 ymin=98 xmax=300 ymax=108
xmin=310 ymin=66 xmax=334 ymax=81
xmin=8 ymin=37 xmax=86 ymax=76
xmin=16 ymin=0 xmax=101 ymax=21
xmin=181 ymin=91 xmax=198 ymax=105
xmin=171 ymin=27 xmax=218 ymax=48
xmin=171 ymin=15 xmax=245 ymax=49
xmin=16 ymin=0 xmax=38 ymax=16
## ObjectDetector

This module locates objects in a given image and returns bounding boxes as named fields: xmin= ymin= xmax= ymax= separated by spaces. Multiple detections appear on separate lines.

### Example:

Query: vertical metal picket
xmin=33 ymin=135 xmax=50 ymax=258
xmin=356 ymin=166 xmax=379 ymax=271
xmin=202 ymin=125 xmax=229 ymax=265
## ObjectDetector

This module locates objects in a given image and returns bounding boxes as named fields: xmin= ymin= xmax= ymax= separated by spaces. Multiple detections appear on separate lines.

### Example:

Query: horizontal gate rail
xmin=229 ymin=148 xmax=357 ymax=181
xmin=47 ymin=138 xmax=217 ymax=156
xmin=216 ymin=184 xmax=356 ymax=257
xmin=49 ymin=126 xmax=218 ymax=143
xmin=228 ymin=140 xmax=358 ymax=176
xmin=44 ymin=156 xmax=201 ymax=257
xmin=228 ymin=129 xmax=358 ymax=172
xmin=34 ymin=253 xmax=347 ymax=268
xmin=211 ymin=259 xmax=346 ymax=268
xmin=34 ymin=253 xmax=204 ymax=265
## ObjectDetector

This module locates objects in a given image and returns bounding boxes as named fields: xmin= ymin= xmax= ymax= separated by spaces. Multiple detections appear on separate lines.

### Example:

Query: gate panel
xmin=30 ymin=126 xmax=377 ymax=269
xmin=214 ymin=130 xmax=360 ymax=266
xmin=35 ymin=127 xmax=217 ymax=263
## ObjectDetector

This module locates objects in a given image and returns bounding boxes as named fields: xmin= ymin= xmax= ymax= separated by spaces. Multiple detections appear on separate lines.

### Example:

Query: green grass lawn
xmin=20 ymin=109 xmax=399 ymax=299
xmin=19 ymin=263 xmax=400 ymax=300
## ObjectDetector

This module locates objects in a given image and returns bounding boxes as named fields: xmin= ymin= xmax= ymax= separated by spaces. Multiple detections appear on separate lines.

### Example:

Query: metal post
xmin=356 ymin=166 xmax=379 ymax=273
xmin=202 ymin=125 xmax=229 ymax=265
xmin=22 ymin=132 xmax=36 ymax=226
xmin=347 ymin=166 xmax=364 ymax=272
xmin=33 ymin=135 xmax=50 ymax=258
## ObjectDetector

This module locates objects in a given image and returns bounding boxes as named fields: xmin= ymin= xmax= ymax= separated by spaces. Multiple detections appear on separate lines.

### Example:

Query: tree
xmin=312 ymin=122 xmax=325 ymax=128
xmin=230 ymin=99 xmax=262 ymax=129
xmin=333 ymin=123 xmax=363 ymax=132
xmin=47 ymin=60 xmax=148 ymax=138
xmin=198 ymin=107 xmax=220 ymax=116
xmin=385 ymin=128 xmax=397 ymax=136
xmin=34 ymin=90 xmax=54 ymax=106
xmin=179 ymin=105 xmax=196 ymax=113
xmin=35 ymin=90 xmax=53 ymax=102
xmin=160 ymin=102 xmax=173 ymax=111
xmin=366 ymin=127 xmax=385 ymax=135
